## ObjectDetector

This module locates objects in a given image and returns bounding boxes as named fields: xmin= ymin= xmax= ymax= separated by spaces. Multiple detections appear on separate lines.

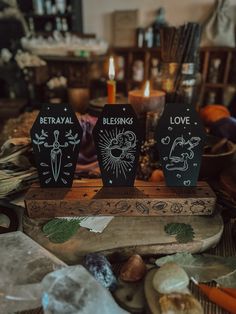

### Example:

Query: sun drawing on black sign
xmin=98 ymin=128 xmax=137 ymax=178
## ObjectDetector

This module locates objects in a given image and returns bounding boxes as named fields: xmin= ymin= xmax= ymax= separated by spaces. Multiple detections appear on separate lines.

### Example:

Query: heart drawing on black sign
xmin=184 ymin=180 xmax=191 ymax=186
xmin=161 ymin=136 xmax=171 ymax=145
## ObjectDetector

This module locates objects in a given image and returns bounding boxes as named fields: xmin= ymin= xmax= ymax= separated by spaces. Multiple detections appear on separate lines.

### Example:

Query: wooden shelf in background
xmin=111 ymin=46 xmax=236 ymax=106
xmin=205 ymin=83 xmax=225 ymax=88
xmin=24 ymin=13 xmax=71 ymax=18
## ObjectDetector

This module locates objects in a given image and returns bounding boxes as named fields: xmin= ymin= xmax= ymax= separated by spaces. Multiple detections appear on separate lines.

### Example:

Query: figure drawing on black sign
xmin=162 ymin=135 xmax=201 ymax=171
xmin=99 ymin=129 xmax=137 ymax=178
xmin=44 ymin=130 xmax=68 ymax=181
xmin=32 ymin=129 xmax=80 ymax=184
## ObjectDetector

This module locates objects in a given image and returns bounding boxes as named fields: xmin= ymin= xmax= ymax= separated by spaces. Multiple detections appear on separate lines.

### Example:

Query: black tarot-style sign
xmin=156 ymin=103 xmax=206 ymax=187
xmin=93 ymin=104 xmax=141 ymax=186
xmin=30 ymin=104 xmax=83 ymax=187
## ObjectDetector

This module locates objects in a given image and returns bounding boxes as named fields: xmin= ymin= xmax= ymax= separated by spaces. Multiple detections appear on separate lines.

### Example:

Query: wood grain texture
xmin=23 ymin=213 xmax=223 ymax=264
xmin=25 ymin=180 xmax=216 ymax=218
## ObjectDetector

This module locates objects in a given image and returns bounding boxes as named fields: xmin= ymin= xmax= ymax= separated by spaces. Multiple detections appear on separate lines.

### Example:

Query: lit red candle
xmin=107 ymin=56 xmax=116 ymax=104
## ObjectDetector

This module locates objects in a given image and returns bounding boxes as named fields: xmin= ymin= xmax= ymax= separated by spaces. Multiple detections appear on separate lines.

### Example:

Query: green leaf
xmin=165 ymin=223 xmax=184 ymax=235
xmin=42 ymin=218 xmax=82 ymax=243
xmin=164 ymin=223 xmax=194 ymax=243
xmin=176 ymin=226 xmax=194 ymax=243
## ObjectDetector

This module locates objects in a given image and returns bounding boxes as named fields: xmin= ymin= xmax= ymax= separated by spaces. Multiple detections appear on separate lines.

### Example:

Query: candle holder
xmin=128 ymin=89 xmax=165 ymax=118
xmin=93 ymin=104 xmax=141 ymax=186
xmin=30 ymin=103 xmax=83 ymax=187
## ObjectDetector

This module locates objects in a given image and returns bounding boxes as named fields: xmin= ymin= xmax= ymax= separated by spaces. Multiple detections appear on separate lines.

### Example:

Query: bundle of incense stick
xmin=0 ymin=138 xmax=38 ymax=197
xmin=160 ymin=22 xmax=201 ymax=103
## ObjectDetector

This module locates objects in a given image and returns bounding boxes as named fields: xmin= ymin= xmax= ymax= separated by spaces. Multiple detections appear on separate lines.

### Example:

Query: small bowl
xmin=200 ymin=135 xmax=236 ymax=179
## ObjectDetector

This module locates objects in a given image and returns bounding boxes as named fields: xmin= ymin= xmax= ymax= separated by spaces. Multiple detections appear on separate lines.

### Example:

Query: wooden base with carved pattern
xmin=24 ymin=179 xmax=216 ymax=218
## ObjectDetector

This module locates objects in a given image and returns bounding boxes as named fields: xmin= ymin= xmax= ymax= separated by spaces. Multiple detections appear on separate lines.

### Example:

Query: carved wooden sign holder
xmin=25 ymin=180 xmax=216 ymax=218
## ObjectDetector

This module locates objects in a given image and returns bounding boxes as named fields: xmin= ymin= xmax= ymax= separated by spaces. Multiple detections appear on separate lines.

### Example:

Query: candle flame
xmin=144 ymin=80 xmax=150 ymax=97
xmin=108 ymin=56 xmax=115 ymax=80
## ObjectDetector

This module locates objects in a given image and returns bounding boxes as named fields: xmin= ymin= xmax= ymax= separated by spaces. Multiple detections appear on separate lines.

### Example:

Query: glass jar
xmin=179 ymin=63 xmax=196 ymax=104
xmin=146 ymin=111 xmax=160 ymax=143
xmin=161 ymin=62 xmax=178 ymax=93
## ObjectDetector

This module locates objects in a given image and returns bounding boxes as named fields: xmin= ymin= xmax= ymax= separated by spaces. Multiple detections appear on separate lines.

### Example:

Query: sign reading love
xmin=156 ymin=103 xmax=206 ymax=187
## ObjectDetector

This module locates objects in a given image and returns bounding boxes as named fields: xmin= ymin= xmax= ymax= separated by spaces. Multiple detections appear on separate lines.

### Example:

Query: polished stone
xmin=153 ymin=262 xmax=189 ymax=294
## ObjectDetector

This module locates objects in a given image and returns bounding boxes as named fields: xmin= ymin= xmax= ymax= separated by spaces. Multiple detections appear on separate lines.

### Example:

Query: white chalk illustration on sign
xmin=161 ymin=135 xmax=201 ymax=171
xmin=161 ymin=136 xmax=170 ymax=145
xmin=99 ymin=129 xmax=137 ymax=179
xmin=33 ymin=129 xmax=80 ymax=184
xmin=32 ymin=129 xmax=48 ymax=152
xmin=65 ymin=129 xmax=81 ymax=151
xmin=44 ymin=130 xmax=68 ymax=182
xmin=184 ymin=180 xmax=191 ymax=186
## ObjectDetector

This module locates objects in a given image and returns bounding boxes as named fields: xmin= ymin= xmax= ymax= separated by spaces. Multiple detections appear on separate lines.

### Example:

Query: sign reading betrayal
xmin=31 ymin=104 xmax=83 ymax=187
xmin=93 ymin=104 xmax=141 ymax=186
xmin=156 ymin=103 xmax=206 ymax=187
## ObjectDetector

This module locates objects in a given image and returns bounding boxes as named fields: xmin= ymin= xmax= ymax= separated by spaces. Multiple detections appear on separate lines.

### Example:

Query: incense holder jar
xmin=93 ymin=104 xmax=141 ymax=186
xmin=31 ymin=104 xmax=83 ymax=187
xmin=156 ymin=103 xmax=205 ymax=186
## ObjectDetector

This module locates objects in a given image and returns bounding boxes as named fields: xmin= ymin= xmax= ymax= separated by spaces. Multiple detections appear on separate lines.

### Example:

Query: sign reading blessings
xmin=156 ymin=103 xmax=206 ymax=187
xmin=31 ymin=104 xmax=83 ymax=188
xmin=102 ymin=117 xmax=134 ymax=125
xmin=93 ymin=104 xmax=141 ymax=187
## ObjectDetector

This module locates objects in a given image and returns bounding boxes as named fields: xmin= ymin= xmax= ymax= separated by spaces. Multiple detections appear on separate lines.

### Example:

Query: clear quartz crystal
xmin=42 ymin=266 xmax=128 ymax=314
xmin=0 ymin=232 xmax=65 ymax=313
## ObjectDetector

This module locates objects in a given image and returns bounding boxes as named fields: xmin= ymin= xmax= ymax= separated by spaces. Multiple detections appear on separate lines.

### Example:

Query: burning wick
xmin=108 ymin=56 xmax=115 ymax=80
xmin=107 ymin=56 xmax=116 ymax=104
xmin=144 ymin=80 xmax=150 ymax=97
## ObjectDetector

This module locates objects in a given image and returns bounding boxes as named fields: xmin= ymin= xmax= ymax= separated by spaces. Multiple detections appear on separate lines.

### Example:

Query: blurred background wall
xmin=83 ymin=0 xmax=236 ymax=43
